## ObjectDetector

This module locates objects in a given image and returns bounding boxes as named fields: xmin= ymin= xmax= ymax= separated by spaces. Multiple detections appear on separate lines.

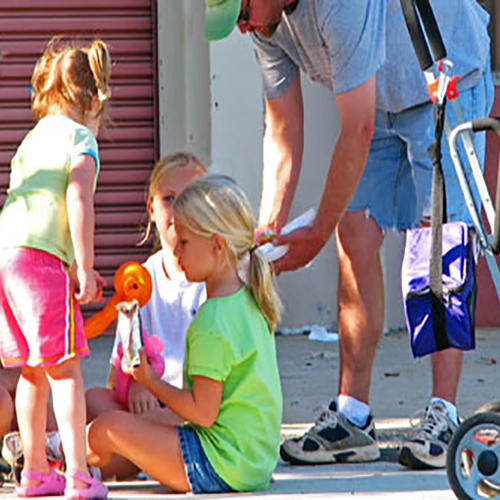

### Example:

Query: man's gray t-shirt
xmin=252 ymin=0 xmax=490 ymax=113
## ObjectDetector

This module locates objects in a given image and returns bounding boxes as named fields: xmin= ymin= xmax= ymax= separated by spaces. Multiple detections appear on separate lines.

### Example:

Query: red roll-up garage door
xmin=0 ymin=0 xmax=158 ymax=319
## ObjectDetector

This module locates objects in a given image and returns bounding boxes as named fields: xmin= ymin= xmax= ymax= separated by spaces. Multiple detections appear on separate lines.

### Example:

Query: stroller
xmin=401 ymin=1 xmax=500 ymax=498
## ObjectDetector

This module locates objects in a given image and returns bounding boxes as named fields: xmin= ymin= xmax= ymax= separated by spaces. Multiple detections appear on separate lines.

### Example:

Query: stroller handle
xmin=449 ymin=118 xmax=500 ymax=255
xmin=400 ymin=0 xmax=447 ymax=72
xmin=469 ymin=118 xmax=500 ymax=254
xmin=471 ymin=118 xmax=500 ymax=139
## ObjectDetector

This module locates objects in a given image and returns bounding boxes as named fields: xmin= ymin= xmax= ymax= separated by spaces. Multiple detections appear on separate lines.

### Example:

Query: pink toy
xmin=111 ymin=328 xmax=165 ymax=406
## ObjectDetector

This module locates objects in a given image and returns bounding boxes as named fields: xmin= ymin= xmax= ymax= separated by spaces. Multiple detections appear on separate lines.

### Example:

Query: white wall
xmin=157 ymin=0 xmax=211 ymax=162
xmin=157 ymin=2 xmax=406 ymax=333
xmin=208 ymin=32 xmax=339 ymax=331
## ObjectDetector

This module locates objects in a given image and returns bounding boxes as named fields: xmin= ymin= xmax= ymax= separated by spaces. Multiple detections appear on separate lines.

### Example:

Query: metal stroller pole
xmin=401 ymin=2 xmax=500 ymax=497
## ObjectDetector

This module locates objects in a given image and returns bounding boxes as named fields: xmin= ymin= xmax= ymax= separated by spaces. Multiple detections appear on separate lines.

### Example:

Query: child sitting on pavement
xmin=86 ymin=174 xmax=283 ymax=493
xmin=85 ymin=152 xmax=207 ymax=479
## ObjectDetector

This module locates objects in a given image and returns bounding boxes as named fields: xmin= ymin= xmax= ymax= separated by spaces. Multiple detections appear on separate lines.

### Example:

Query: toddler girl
xmin=0 ymin=39 xmax=110 ymax=498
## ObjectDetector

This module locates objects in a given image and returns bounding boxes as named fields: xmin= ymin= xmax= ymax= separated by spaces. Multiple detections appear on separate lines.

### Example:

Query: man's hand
xmin=271 ymin=226 xmax=325 ymax=274
xmin=255 ymin=227 xmax=278 ymax=246
xmin=127 ymin=379 xmax=160 ymax=415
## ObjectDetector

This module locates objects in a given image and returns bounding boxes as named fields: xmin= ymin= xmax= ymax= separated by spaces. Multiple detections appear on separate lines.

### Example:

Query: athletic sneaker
xmin=398 ymin=401 xmax=458 ymax=469
xmin=280 ymin=401 xmax=380 ymax=465
xmin=2 ymin=430 xmax=63 ymax=481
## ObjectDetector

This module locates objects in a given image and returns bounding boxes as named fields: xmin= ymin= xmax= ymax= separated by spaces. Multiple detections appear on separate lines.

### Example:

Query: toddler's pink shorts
xmin=0 ymin=247 xmax=89 ymax=367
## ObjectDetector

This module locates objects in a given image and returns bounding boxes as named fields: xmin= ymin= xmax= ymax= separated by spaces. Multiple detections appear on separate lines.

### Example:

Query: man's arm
xmin=258 ymin=71 xmax=304 ymax=233
xmin=273 ymin=74 xmax=376 ymax=273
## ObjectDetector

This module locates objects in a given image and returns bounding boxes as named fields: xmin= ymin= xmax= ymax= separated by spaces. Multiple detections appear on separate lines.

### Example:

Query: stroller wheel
xmin=475 ymin=402 xmax=500 ymax=415
xmin=447 ymin=412 xmax=500 ymax=499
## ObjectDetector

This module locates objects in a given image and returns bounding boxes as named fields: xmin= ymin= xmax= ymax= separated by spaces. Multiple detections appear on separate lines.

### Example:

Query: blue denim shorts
xmin=348 ymin=66 xmax=494 ymax=230
xmin=177 ymin=425 xmax=234 ymax=494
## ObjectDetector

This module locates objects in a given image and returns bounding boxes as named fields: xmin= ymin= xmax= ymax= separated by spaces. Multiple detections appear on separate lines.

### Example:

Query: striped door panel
xmin=0 ymin=0 xmax=158 ymax=320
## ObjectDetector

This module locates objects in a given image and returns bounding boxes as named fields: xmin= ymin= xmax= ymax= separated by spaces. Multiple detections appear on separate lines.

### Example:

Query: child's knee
xmin=86 ymin=386 xmax=110 ymax=408
xmin=87 ymin=410 xmax=126 ymax=462
xmin=88 ymin=410 xmax=123 ymax=442
xmin=87 ymin=414 xmax=109 ymax=454
xmin=87 ymin=416 xmax=113 ymax=466
xmin=46 ymin=357 xmax=82 ymax=380
xmin=20 ymin=365 xmax=46 ymax=384
xmin=87 ymin=418 xmax=102 ymax=448
xmin=85 ymin=387 xmax=121 ymax=422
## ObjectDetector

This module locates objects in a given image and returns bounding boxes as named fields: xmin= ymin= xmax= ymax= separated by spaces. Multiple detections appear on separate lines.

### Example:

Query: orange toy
xmin=84 ymin=262 xmax=153 ymax=339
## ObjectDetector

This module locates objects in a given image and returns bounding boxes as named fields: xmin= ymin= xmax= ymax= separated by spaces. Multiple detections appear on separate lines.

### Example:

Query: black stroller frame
xmin=401 ymin=1 xmax=500 ymax=498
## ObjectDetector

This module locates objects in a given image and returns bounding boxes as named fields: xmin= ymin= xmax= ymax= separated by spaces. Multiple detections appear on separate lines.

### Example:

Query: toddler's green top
xmin=0 ymin=115 xmax=99 ymax=265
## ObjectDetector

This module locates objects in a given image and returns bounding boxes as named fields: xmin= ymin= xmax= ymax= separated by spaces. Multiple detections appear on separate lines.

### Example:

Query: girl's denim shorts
xmin=177 ymin=425 xmax=234 ymax=494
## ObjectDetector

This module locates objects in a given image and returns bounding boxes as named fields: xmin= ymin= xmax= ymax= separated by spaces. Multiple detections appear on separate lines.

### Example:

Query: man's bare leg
xmin=431 ymin=348 xmax=462 ymax=405
xmin=279 ymin=211 xmax=383 ymax=464
xmin=336 ymin=211 xmax=384 ymax=405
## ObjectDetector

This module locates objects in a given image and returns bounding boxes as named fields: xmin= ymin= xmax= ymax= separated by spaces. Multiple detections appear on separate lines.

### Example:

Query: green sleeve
xmin=187 ymin=330 xmax=233 ymax=382
xmin=72 ymin=127 xmax=100 ymax=175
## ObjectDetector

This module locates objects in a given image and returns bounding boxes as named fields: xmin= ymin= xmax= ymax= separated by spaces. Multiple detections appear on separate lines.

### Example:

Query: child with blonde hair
xmin=86 ymin=174 xmax=283 ymax=493
xmin=0 ymin=38 xmax=110 ymax=498
xmin=85 ymin=152 xmax=207 ymax=479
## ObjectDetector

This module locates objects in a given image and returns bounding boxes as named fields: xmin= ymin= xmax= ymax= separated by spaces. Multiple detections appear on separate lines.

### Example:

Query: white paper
xmin=259 ymin=208 xmax=316 ymax=262
xmin=116 ymin=300 xmax=143 ymax=369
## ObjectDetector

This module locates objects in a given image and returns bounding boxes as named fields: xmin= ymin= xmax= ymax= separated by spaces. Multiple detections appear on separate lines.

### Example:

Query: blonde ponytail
xmin=174 ymin=174 xmax=282 ymax=333
xmin=87 ymin=40 xmax=111 ymax=110
xmin=248 ymin=248 xmax=282 ymax=333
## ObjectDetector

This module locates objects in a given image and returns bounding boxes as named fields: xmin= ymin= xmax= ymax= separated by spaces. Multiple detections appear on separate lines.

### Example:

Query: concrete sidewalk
xmin=2 ymin=329 xmax=500 ymax=498
xmin=81 ymin=327 xmax=500 ymax=423
xmin=0 ymin=466 xmax=454 ymax=499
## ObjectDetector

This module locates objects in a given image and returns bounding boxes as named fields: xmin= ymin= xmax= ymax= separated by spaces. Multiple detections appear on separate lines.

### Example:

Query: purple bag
xmin=402 ymin=221 xmax=476 ymax=358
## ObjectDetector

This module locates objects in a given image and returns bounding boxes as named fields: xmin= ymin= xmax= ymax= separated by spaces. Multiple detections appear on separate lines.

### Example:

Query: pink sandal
xmin=65 ymin=470 xmax=108 ymax=499
xmin=15 ymin=468 xmax=66 ymax=497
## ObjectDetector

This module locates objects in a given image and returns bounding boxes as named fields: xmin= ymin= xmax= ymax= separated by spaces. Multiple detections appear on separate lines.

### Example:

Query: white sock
xmin=337 ymin=395 xmax=370 ymax=428
xmin=431 ymin=397 xmax=459 ymax=426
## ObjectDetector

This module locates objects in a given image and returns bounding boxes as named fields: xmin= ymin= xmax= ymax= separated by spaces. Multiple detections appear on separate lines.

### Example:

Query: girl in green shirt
xmin=87 ymin=174 xmax=283 ymax=493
